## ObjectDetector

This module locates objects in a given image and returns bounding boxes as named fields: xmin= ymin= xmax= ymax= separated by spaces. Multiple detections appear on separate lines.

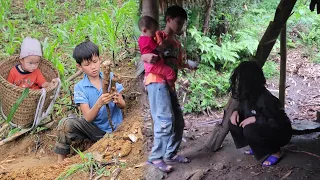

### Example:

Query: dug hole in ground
xmin=0 ymin=63 xmax=146 ymax=180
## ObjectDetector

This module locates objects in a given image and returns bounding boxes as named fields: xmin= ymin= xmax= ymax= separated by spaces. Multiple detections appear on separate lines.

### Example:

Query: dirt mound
xmin=0 ymin=106 xmax=145 ymax=180
xmin=0 ymin=61 xmax=146 ymax=180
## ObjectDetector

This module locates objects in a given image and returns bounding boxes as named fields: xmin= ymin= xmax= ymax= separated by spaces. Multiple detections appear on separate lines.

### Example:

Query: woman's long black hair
xmin=230 ymin=61 xmax=266 ymax=106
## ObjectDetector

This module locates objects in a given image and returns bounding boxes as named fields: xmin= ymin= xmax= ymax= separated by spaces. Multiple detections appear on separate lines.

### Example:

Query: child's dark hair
xmin=73 ymin=40 xmax=99 ymax=65
xmin=165 ymin=5 xmax=187 ymax=21
xmin=230 ymin=61 xmax=266 ymax=104
xmin=138 ymin=16 xmax=158 ymax=31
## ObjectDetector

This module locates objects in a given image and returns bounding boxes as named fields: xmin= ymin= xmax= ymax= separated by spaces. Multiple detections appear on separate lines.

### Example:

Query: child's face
xmin=167 ymin=17 xmax=186 ymax=34
xmin=143 ymin=24 xmax=158 ymax=37
xmin=20 ymin=55 xmax=41 ymax=72
xmin=77 ymin=55 xmax=101 ymax=78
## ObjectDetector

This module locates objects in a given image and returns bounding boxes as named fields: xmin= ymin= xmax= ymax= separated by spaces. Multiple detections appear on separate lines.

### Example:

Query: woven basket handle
xmin=36 ymin=78 xmax=62 ymax=126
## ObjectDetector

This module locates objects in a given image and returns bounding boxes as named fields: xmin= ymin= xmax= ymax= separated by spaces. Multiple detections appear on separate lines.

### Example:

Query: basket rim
xmin=0 ymin=55 xmax=60 ymax=94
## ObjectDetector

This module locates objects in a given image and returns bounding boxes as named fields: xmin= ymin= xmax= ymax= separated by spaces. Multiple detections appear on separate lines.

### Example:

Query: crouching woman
xmin=228 ymin=61 xmax=292 ymax=166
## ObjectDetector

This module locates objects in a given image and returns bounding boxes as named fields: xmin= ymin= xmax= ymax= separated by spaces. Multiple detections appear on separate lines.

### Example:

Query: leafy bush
xmin=183 ymin=28 xmax=246 ymax=112
xmin=183 ymin=65 xmax=230 ymax=113
xmin=287 ymin=0 xmax=320 ymax=62
xmin=188 ymin=27 xmax=244 ymax=69
xmin=263 ymin=61 xmax=278 ymax=79
xmin=182 ymin=0 xmax=281 ymax=113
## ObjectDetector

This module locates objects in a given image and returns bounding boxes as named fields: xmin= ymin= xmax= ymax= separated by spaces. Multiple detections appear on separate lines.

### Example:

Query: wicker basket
xmin=0 ymin=56 xmax=60 ymax=128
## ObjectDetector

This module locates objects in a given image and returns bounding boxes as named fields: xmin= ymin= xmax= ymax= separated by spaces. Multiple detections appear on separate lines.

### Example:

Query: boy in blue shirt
xmin=54 ymin=40 xmax=126 ymax=162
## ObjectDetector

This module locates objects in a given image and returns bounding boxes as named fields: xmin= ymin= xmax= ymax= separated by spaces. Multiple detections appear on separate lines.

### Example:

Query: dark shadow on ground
xmin=163 ymin=133 xmax=320 ymax=180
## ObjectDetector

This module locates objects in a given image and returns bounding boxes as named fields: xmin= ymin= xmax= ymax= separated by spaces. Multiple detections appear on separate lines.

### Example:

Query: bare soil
xmin=0 ymin=60 xmax=146 ymax=180
xmin=143 ymin=47 xmax=320 ymax=180
xmin=269 ymin=47 xmax=320 ymax=120
xmin=165 ymin=133 xmax=320 ymax=180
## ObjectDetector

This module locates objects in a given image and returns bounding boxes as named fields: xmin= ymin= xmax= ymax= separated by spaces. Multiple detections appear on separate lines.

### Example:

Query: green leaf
xmin=7 ymin=127 xmax=21 ymax=137
xmin=6 ymin=88 xmax=29 ymax=123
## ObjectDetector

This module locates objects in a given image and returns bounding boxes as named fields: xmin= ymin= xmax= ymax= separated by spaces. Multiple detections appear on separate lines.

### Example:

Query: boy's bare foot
xmin=53 ymin=155 xmax=72 ymax=168
xmin=57 ymin=154 xmax=67 ymax=163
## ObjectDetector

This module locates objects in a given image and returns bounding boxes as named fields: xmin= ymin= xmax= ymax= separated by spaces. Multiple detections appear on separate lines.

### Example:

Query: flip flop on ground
xmin=244 ymin=148 xmax=254 ymax=155
xmin=262 ymin=152 xmax=283 ymax=167
xmin=165 ymin=155 xmax=191 ymax=163
xmin=147 ymin=160 xmax=173 ymax=173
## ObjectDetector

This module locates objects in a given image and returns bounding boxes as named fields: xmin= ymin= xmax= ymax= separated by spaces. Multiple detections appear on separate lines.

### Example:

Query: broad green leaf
xmin=6 ymin=88 xmax=29 ymax=123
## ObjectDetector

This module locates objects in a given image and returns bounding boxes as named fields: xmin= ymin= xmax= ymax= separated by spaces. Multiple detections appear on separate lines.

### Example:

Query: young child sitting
xmin=138 ymin=16 xmax=176 ymax=90
xmin=228 ymin=61 xmax=292 ymax=167
xmin=54 ymin=40 xmax=126 ymax=162
xmin=7 ymin=37 xmax=53 ymax=89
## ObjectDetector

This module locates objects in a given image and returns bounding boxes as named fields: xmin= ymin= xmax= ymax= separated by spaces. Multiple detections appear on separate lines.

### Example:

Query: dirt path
xmin=271 ymin=47 xmax=320 ymax=120
xmin=144 ymin=111 xmax=320 ymax=180
xmin=164 ymin=133 xmax=320 ymax=180
xmin=144 ymin=47 xmax=320 ymax=180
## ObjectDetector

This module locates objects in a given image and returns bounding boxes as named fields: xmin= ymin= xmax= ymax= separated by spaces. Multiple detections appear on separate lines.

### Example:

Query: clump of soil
xmin=0 ymin=105 xmax=144 ymax=180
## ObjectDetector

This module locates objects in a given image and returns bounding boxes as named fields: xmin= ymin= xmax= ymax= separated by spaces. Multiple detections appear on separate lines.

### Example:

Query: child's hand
xmin=113 ymin=92 xmax=125 ymax=109
xmin=41 ymin=82 xmax=49 ymax=88
xmin=167 ymin=81 xmax=175 ymax=92
xmin=239 ymin=116 xmax=256 ymax=128
xmin=51 ymin=78 xmax=59 ymax=84
xmin=168 ymin=85 xmax=175 ymax=93
xmin=97 ymin=93 xmax=113 ymax=107
xmin=141 ymin=53 xmax=159 ymax=64
xmin=112 ymin=93 xmax=121 ymax=104
xmin=48 ymin=78 xmax=59 ymax=87
xmin=230 ymin=111 xmax=239 ymax=125
xmin=186 ymin=60 xmax=199 ymax=70
xmin=189 ymin=65 xmax=198 ymax=71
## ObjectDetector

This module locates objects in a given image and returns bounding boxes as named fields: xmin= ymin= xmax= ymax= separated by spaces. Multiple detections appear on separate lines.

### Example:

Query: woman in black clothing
xmin=228 ymin=61 xmax=292 ymax=166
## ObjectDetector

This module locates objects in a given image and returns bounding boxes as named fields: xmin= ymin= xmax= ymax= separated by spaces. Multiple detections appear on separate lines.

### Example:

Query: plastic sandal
xmin=244 ymin=148 xmax=254 ymax=155
xmin=147 ymin=160 xmax=173 ymax=173
xmin=262 ymin=154 xmax=282 ymax=167
xmin=165 ymin=155 xmax=191 ymax=163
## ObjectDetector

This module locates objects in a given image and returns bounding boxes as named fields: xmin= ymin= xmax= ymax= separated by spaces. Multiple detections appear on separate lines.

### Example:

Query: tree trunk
xmin=141 ymin=0 xmax=159 ymax=23
xmin=202 ymin=0 xmax=214 ymax=35
xmin=279 ymin=24 xmax=287 ymax=108
xmin=206 ymin=0 xmax=298 ymax=152
xmin=254 ymin=0 xmax=297 ymax=67
xmin=214 ymin=14 xmax=227 ymax=46
xmin=206 ymin=98 xmax=238 ymax=151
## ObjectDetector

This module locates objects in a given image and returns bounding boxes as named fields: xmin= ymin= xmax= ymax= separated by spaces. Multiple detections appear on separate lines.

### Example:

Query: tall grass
xmin=0 ymin=0 xmax=11 ymax=28
xmin=0 ymin=0 xmax=141 ymax=117
xmin=52 ymin=0 xmax=138 ymax=63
